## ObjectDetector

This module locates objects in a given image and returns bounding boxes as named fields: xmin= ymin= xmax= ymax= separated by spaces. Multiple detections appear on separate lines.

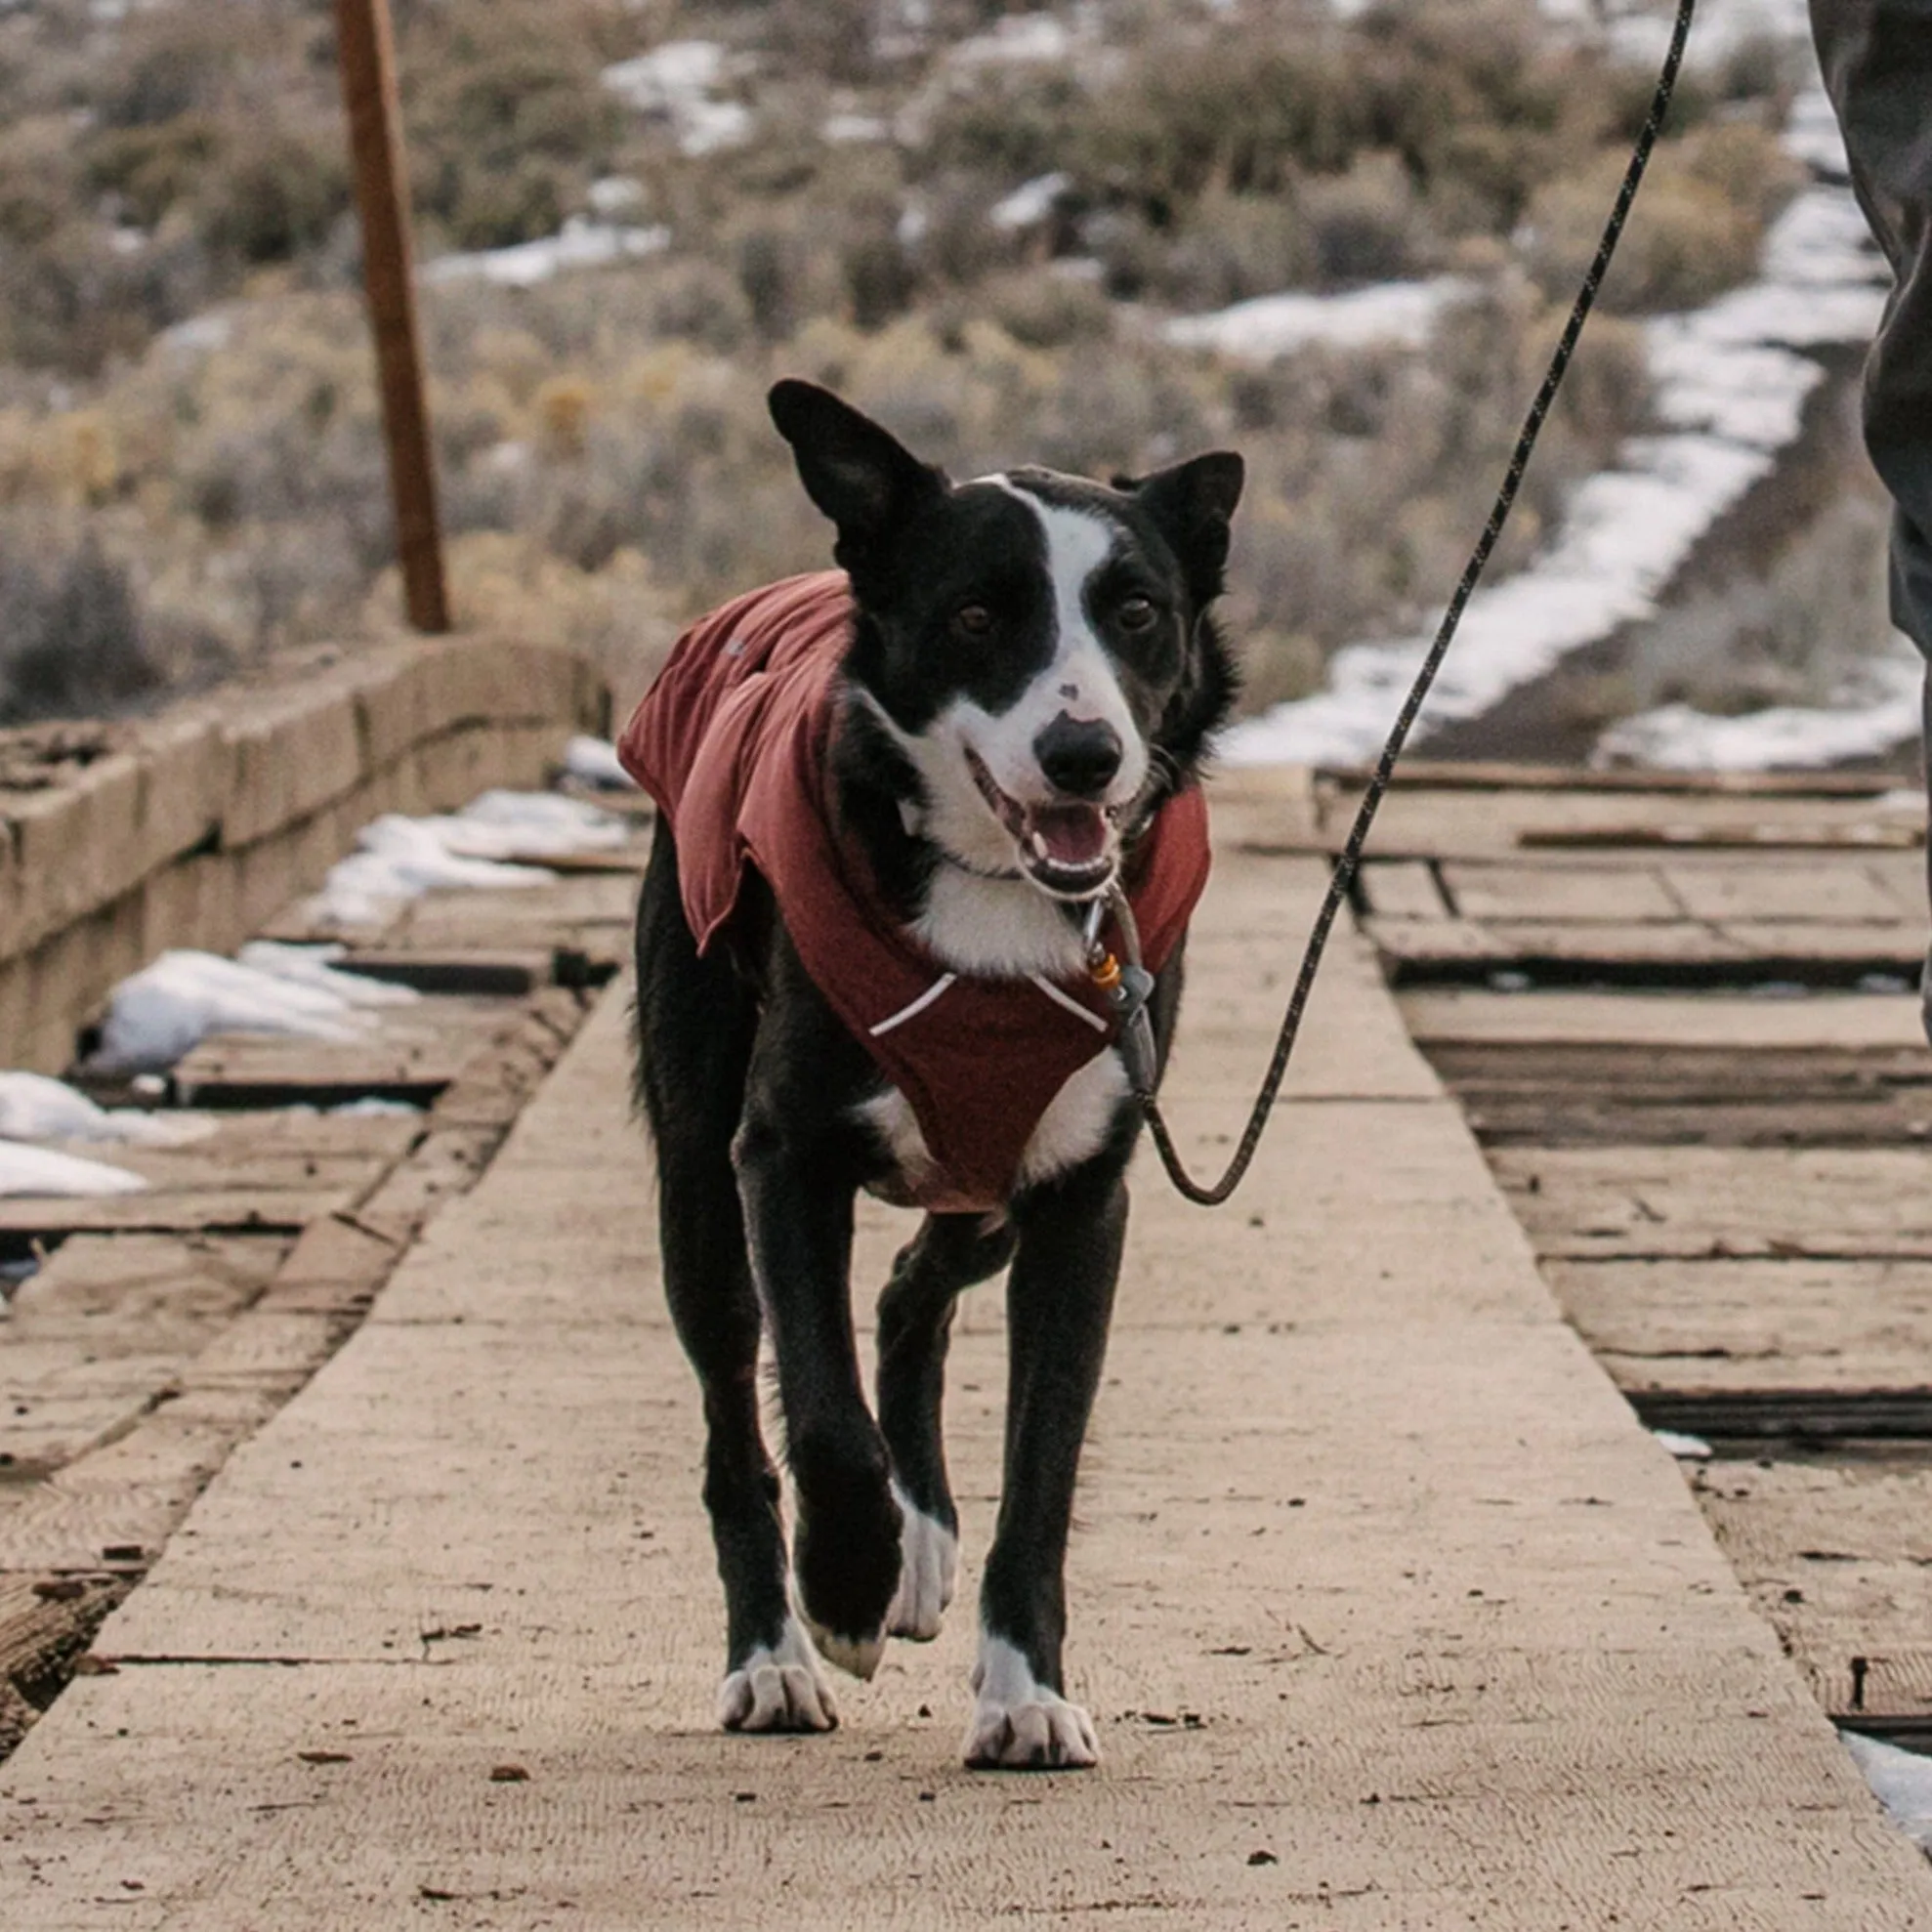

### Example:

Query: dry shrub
xmin=1523 ymin=122 xmax=1801 ymax=313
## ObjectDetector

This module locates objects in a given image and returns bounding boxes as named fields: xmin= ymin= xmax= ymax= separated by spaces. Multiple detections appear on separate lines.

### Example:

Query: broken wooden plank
xmin=1492 ymin=1145 xmax=1932 ymax=1261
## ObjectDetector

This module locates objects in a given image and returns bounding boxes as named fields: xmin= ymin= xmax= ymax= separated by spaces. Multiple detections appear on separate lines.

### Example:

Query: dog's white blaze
xmin=887 ymin=1481 xmax=958 ymax=1642
xmin=856 ymin=1047 xmax=1126 ymax=1197
xmin=963 ymin=1631 xmax=1099 ymax=1769
xmin=972 ymin=478 xmax=1149 ymax=809
xmin=717 ymin=1614 xmax=839 ymax=1733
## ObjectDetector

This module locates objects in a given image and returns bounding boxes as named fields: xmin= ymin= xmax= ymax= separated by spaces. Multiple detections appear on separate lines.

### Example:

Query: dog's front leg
xmin=733 ymin=1104 xmax=903 ymax=1682
xmin=965 ymin=1158 xmax=1127 ymax=1770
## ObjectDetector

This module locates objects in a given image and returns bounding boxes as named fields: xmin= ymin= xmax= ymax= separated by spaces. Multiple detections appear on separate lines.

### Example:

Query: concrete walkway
xmin=3 ymin=849 xmax=1929 ymax=1929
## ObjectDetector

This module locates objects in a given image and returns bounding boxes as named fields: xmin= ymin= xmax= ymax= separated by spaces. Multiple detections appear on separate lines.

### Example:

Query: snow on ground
xmin=93 ymin=950 xmax=375 ymax=1074
xmin=1841 ymin=1732 xmax=1932 ymax=1853
xmin=563 ymin=735 xmax=639 ymax=791
xmin=602 ymin=40 xmax=753 ymax=157
xmin=1165 ymin=277 xmax=1474 ymax=360
xmin=1221 ymin=90 xmax=1892 ymax=772
xmin=422 ymin=217 xmax=669 ymax=291
xmin=0 ymin=1071 xmax=210 ymax=1146
xmin=1597 ymin=641 xmax=1923 ymax=770
xmin=76 ymin=791 xmax=628 ymax=1071
xmin=303 ymin=789 xmax=625 ymax=928
xmin=0 ymin=1141 xmax=147 ymax=1199
xmin=990 ymin=172 xmax=1072 ymax=233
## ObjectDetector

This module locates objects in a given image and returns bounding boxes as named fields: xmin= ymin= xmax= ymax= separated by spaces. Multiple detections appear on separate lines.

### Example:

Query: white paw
xmin=804 ymin=1617 xmax=887 ymax=1683
xmin=718 ymin=1617 xmax=839 ymax=1733
xmin=962 ymin=1633 xmax=1099 ymax=1771
xmin=886 ymin=1484 xmax=958 ymax=1642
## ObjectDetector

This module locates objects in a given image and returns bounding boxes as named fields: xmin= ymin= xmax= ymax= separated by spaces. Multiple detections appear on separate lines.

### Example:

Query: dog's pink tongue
xmin=1031 ymin=803 xmax=1109 ymax=866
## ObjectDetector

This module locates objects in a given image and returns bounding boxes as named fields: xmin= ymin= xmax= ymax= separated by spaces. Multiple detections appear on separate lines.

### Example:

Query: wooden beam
xmin=334 ymin=0 xmax=449 ymax=634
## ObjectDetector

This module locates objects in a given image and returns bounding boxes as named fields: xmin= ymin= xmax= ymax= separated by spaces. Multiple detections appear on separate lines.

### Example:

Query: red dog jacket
xmin=618 ymin=571 xmax=1212 ymax=1212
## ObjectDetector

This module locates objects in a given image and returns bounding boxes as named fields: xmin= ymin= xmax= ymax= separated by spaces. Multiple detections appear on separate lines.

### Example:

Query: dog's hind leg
xmin=634 ymin=829 xmax=835 ymax=1734
xmin=875 ymin=1213 xmax=1014 ymax=1641
xmin=963 ymin=1161 xmax=1126 ymax=1770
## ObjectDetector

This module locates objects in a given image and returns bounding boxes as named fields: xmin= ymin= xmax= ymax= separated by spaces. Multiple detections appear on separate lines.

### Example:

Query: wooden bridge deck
xmin=3 ymin=766 xmax=1931 ymax=1927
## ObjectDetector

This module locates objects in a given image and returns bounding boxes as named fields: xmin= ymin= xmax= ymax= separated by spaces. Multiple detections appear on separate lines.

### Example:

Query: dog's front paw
xmin=962 ymin=1635 xmax=1099 ymax=1770
xmin=886 ymin=1484 xmax=958 ymax=1642
xmin=718 ymin=1617 xmax=839 ymax=1733
xmin=791 ymin=1449 xmax=903 ymax=1680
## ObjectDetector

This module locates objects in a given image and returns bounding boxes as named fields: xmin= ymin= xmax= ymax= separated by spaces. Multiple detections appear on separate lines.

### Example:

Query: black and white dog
xmin=631 ymin=380 xmax=1241 ymax=1768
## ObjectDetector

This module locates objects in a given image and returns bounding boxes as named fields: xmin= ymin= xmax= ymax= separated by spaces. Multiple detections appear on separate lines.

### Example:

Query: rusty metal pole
xmin=334 ymin=0 xmax=450 ymax=634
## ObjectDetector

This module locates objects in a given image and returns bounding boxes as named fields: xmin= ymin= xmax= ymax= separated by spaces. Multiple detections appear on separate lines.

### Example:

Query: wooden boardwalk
xmin=3 ymin=768 xmax=1931 ymax=1926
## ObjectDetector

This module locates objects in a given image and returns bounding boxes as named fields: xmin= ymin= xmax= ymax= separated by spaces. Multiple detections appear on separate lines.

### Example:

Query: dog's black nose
xmin=1034 ymin=714 xmax=1123 ymax=799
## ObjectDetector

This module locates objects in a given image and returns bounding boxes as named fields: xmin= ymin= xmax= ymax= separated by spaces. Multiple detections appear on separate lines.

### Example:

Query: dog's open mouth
xmin=966 ymin=750 xmax=1119 ymax=900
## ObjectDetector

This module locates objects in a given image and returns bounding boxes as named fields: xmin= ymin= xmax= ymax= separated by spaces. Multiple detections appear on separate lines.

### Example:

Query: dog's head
xmin=770 ymin=379 xmax=1242 ymax=903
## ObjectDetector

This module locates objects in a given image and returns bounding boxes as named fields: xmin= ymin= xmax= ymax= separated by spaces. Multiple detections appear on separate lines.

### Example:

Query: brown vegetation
xmin=0 ymin=0 xmax=1806 ymax=724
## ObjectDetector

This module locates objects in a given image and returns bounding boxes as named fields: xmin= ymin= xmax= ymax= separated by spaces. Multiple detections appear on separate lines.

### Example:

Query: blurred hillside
xmin=0 ymin=0 xmax=1825 ymax=731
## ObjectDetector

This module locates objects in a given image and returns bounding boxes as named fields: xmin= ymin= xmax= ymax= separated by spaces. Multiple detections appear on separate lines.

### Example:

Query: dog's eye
xmin=953 ymin=603 xmax=993 ymax=639
xmin=1116 ymin=596 xmax=1157 ymax=632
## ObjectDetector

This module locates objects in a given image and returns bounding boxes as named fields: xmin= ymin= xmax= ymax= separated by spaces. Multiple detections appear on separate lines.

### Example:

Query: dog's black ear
xmin=1133 ymin=451 xmax=1244 ymax=605
xmin=769 ymin=380 xmax=945 ymax=559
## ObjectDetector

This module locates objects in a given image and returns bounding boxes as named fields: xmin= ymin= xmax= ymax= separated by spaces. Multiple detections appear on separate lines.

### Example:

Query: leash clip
xmin=1084 ymin=891 xmax=1158 ymax=1099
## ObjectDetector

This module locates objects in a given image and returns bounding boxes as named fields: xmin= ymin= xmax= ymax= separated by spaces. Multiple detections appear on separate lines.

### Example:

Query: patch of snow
xmin=0 ymin=1072 xmax=210 ymax=1147
xmin=441 ymin=789 xmax=631 ymax=855
xmin=823 ymin=112 xmax=889 ymax=145
xmin=1222 ymin=88 xmax=1893 ymax=773
xmin=0 ymin=1141 xmax=147 ymax=1198
xmin=160 ymin=312 xmax=234 ymax=356
xmin=235 ymin=942 xmax=419 ymax=1008
xmin=1842 ymin=1731 xmax=1932 ymax=1851
xmin=93 ymin=950 xmax=373 ymax=1073
xmin=300 ymin=789 xmax=625 ymax=928
xmin=422 ymin=218 xmax=669 ymax=290
xmin=990 ymin=172 xmax=1071 ymax=232
xmin=586 ymin=176 xmax=646 ymax=217
xmin=1653 ymin=1428 xmax=1713 ymax=1459
xmin=1166 ymin=277 xmax=1473 ymax=360
xmin=329 ymin=1097 xmax=424 ymax=1119
xmin=564 ymin=735 xmax=639 ymax=790
xmin=603 ymin=40 xmax=754 ymax=156
xmin=951 ymin=12 xmax=1076 ymax=64
xmin=1595 ymin=638 xmax=1924 ymax=772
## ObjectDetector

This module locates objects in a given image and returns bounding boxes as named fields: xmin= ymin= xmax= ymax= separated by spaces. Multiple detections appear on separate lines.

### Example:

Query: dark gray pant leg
xmin=1810 ymin=0 xmax=1932 ymax=651
xmin=1809 ymin=1 xmax=1932 ymax=1034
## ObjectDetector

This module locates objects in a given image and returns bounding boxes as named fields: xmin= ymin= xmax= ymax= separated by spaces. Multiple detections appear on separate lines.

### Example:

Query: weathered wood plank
xmin=1492 ymin=1145 xmax=1932 ymax=1260
xmin=1440 ymin=862 xmax=1683 ymax=923
xmin=1400 ymin=990 xmax=1926 ymax=1050
xmin=0 ymin=1188 xmax=353 ymax=1239
xmin=1690 ymin=1457 xmax=1932 ymax=1721
xmin=1662 ymin=862 xmax=1905 ymax=925
xmin=1317 ymin=761 xmax=1911 ymax=798
xmin=1302 ymin=785 xmax=1926 ymax=861
xmin=1358 ymin=860 xmax=1447 ymax=919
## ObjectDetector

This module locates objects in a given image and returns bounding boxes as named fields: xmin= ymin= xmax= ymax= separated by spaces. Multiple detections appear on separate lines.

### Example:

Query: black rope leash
xmin=1108 ymin=0 xmax=1699 ymax=1206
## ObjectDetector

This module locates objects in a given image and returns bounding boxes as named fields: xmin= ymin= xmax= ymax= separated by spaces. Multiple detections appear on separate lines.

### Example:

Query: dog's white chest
xmin=856 ymin=1049 xmax=1129 ymax=1201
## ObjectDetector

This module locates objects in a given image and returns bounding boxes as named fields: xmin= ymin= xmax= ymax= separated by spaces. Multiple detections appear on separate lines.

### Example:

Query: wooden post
xmin=334 ymin=0 xmax=450 ymax=634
